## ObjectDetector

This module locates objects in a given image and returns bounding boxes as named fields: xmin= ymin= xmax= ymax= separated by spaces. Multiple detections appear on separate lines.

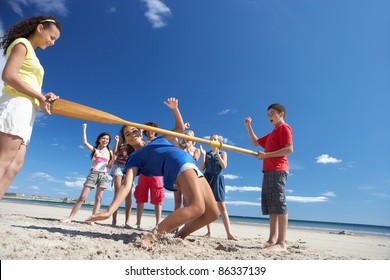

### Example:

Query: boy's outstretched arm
xmin=256 ymin=144 xmax=293 ymax=161
xmin=163 ymin=97 xmax=185 ymax=140
xmin=85 ymin=167 xmax=137 ymax=222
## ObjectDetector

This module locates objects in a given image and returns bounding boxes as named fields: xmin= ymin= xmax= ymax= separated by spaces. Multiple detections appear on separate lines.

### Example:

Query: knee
xmin=191 ymin=203 xmax=206 ymax=218
xmin=8 ymin=159 xmax=25 ymax=176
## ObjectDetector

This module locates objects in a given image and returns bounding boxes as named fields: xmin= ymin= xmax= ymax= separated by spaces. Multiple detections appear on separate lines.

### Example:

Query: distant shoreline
xmin=2 ymin=196 xmax=390 ymax=237
xmin=3 ymin=193 xmax=94 ymax=205
xmin=1 ymin=201 xmax=390 ymax=260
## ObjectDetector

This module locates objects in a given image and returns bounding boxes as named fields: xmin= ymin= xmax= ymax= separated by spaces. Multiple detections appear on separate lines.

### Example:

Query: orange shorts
xmin=134 ymin=174 xmax=165 ymax=205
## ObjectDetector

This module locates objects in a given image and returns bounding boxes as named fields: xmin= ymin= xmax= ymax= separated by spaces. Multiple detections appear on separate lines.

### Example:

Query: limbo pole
xmin=50 ymin=99 xmax=258 ymax=156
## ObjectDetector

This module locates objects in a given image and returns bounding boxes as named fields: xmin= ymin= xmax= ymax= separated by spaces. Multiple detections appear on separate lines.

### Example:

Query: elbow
xmin=288 ymin=145 xmax=293 ymax=155
xmin=2 ymin=71 xmax=13 ymax=85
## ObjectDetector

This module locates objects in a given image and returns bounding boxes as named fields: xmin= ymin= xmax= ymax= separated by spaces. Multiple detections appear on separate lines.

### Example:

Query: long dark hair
xmin=0 ymin=15 xmax=62 ymax=55
xmin=91 ymin=132 xmax=112 ymax=160
xmin=119 ymin=125 xmax=135 ymax=156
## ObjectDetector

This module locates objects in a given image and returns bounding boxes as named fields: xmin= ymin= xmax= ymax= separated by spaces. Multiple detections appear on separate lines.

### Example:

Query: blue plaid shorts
xmin=261 ymin=171 xmax=288 ymax=215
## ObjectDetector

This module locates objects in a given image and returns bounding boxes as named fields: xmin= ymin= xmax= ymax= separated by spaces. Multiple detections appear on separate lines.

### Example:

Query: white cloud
xmin=8 ymin=185 xmax=19 ymax=191
xmin=322 ymin=191 xmax=336 ymax=197
xmin=287 ymin=195 xmax=328 ymax=203
xmin=218 ymin=108 xmax=237 ymax=115
xmin=106 ymin=5 xmax=117 ymax=14
xmin=225 ymin=200 xmax=260 ymax=206
xmin=202 ymin=135 xmax=235 ymax=145
xmin=30 ymin=172 xmax=60 ymax=182
xmin=7 ymin=0 xmax=69 ymax=17
xmin=316 ymin=154 xmax=342 ymax=164
xmin=224 ymin=174 xmax=240 ymax=180
xmin=226 ymin=185 xmax=261 ymax=193
xmin=29 ymin=185 xmax=40 ymax=191
xmin=358 ymin=184 xmax=375 ymax=191
xmin=64 ymin=178 xmax=85 ymax=188
xmin=220 ymin=135 xmax=234 ymax=145
xmin=141 ymin=0 xmax=172 ymax=29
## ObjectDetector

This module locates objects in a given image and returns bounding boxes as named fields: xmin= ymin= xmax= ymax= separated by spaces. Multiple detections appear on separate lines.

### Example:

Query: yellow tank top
xmin=2 ymin=38 xmax=44 ymax=111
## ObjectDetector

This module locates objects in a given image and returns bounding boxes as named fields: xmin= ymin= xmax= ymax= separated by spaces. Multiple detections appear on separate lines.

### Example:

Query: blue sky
xmin=0 ymin=0 xmax=389 ymax=226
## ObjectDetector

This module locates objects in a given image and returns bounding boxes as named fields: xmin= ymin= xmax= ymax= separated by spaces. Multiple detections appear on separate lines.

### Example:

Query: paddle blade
xmin=50 ymin=99 xmax=126 ymax=125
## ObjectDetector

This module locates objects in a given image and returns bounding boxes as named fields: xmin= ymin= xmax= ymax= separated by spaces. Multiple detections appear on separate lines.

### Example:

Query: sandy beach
xmin=0 ymin=200 xmax=389 ymax=260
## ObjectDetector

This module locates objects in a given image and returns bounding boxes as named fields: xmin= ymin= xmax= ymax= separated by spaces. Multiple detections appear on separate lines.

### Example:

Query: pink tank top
xmin=91 ymin=148 xmax=110 ymax=173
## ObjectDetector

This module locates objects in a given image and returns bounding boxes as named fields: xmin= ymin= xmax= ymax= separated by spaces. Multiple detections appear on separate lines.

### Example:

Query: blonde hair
xmin=181 ymin=130 xmax=195 ymax=146
xmin=210 ymin=134 xmax=221 ymax=141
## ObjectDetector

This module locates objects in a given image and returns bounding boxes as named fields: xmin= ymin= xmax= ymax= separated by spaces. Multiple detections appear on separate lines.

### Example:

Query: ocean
xmin=3 ymin=197 xmax=390 ymax=237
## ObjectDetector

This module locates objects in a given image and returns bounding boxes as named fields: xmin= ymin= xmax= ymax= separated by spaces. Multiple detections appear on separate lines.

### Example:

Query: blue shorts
xmin=111 ymin=163 xmax=126 ymax=177
xmin=261 ymin=171 xmax=288 ymax=215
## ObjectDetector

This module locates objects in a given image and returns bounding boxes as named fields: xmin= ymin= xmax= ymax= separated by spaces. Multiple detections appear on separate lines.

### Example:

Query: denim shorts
xmin=177 ymin=162 xmax=203 ymax=179
xmin=84 ymin=170 xmax=109 ymax=189
xmin=110 ymin=163 xmax=127 ymax=177
xmin=261 ymin=171 xmax=288 ymax=215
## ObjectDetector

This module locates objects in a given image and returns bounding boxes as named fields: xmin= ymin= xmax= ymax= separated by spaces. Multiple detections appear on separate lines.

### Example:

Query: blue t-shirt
xmin=125 ymin=137 xmax=196 ymax=191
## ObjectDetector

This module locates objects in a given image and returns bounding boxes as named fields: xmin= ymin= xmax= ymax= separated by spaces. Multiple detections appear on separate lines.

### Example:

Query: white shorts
xmin=0 ymin=94 xmax=36 ymax=145
xmin=177 ymin=162 xmax=203 ymax=178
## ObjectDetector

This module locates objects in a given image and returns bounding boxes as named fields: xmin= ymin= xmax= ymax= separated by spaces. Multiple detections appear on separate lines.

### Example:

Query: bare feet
xmin=135 ymin=232 xmax=159 ymax=250
xmin=203 ymin=232 xmax=212 ymax=238
xmin=60 ymin=218 xmax=72 ymax=224
xmin=263 ymin=243 xmax=287 ymax=252
xmin=227 ymin=234 xmax=238 ymax=241
xmin=124 ymin=224 xmax=134 ymax=229
xmin=260 ymin=241 xmax=275 ymax=249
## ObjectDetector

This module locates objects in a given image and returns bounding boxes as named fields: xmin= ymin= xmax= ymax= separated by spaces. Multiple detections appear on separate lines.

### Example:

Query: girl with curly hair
xmin=0 ymin=16 xmax=62 ymax=198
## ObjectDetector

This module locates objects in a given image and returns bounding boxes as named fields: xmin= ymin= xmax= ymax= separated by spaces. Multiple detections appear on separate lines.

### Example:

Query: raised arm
xmin=163 ymin=97 xmax=185 ymax=141
xmin=82 ymin=123 xmax=94 ymax=152
xmin=112 ymin=135 xmax=120 ymax=156
xmin=244 ymin=117 xmax=260 ymax=147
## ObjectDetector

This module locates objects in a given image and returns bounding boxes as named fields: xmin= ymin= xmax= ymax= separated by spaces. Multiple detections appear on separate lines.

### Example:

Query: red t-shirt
xmin=257 ymin=122 xmax=293 ymax=171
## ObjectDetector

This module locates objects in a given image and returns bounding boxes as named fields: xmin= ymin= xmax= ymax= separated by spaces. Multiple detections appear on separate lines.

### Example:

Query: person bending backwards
xmin=86 ymin=97 xmax=219 ymax=249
